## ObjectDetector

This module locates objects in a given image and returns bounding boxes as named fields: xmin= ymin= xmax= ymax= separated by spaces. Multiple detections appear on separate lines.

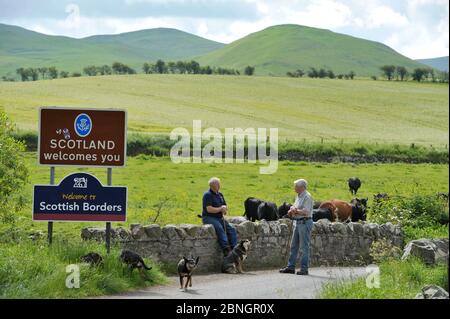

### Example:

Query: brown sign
xmin=39 ymin=108 xmax=127 ymax=167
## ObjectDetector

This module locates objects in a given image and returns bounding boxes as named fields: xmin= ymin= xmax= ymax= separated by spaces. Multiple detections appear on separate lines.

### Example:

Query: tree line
xmin=142 ymin=60 xmax=255 ymax=76
xmin=287 ymin=68 xmax=355 ymax=79
xmin=8 ymin=61 xmax=256 ymax=81
xmin=379 ymin=65 xmax=449 ymax=83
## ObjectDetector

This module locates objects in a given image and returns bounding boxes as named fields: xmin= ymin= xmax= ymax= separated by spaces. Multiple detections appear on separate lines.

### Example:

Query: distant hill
xmin=197 ymin=24 xmax=427 ymax=76
xmin=416 ymin=56 xmax=449 ymax=72
xmin=0 ymin=23 xmax=224 ymax=76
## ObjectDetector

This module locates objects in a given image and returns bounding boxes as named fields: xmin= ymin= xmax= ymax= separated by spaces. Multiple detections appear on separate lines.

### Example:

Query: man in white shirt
xmin=279 ymin=179 xmax=314 ymax=275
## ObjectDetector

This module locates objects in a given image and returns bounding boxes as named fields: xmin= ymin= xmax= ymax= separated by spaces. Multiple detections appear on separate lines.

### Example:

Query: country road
xmin=101 ymin=267 xmax=367 ymax=299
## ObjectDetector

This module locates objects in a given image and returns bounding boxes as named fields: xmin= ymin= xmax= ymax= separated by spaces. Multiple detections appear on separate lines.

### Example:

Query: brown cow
xmin=319 ymin=200 xmax=353 ymax=222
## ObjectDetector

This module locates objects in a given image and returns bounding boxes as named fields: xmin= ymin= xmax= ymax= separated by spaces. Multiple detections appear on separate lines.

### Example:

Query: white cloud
xmin=365 ymin=6 xmax=409 ymax=28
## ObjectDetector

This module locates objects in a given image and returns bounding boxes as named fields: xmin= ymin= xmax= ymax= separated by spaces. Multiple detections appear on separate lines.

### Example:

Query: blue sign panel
xmin=33 ymin=173 xmax=127 ymax=222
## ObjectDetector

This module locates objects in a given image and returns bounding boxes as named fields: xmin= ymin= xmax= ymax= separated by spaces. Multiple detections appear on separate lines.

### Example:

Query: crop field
xmin=8 ymin=152 xmax=448 ymax=239
xmin=0 ymin=75 xmax=448 ymax=146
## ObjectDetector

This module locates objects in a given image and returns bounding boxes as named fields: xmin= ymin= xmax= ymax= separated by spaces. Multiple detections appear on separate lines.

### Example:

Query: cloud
xmin=365 ymin=6 xmax=409 ymax=28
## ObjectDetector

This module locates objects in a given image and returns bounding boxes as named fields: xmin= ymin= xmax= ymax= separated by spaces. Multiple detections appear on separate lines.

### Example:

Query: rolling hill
xmin=0 ymin=23 xmax=224 ymax=76
xmin=197 ymin=24 xmax=427 ymax=76
xmin=416 ymin=56 xmax=449 ymax=72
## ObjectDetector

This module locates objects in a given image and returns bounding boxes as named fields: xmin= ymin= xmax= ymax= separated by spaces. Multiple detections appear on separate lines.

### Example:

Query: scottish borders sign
xmin=33 ymin=172 xmax=127 ymax=222
xmin=38 ymin=107 xmax=127 ymax=167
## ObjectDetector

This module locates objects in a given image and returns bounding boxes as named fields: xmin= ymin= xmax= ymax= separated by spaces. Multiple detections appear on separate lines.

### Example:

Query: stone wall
xmin=81 ymin=219 xmax=403 ymax=273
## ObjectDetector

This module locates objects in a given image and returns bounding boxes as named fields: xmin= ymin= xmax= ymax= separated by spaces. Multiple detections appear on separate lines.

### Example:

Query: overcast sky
xmin=0 ymin=0 xmax=448 ymax=59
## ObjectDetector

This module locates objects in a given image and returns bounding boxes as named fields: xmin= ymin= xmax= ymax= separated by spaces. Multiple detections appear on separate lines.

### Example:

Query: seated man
xmin=201 ymin=177 xmax=237 ymax=257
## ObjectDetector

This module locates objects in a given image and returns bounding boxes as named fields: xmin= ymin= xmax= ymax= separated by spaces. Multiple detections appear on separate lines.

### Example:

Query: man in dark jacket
xmin=202 ymin=177 xmax=237 ymax=257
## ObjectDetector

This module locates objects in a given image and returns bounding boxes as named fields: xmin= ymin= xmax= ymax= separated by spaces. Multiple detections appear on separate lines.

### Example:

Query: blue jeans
xmin=287 ymin=219 xmax=313 ymax=271
xmin=202 ymin=215 xmax=237 ymax=250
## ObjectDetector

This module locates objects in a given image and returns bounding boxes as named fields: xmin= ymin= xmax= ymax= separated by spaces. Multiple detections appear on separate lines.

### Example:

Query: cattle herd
xmin=243 ymin=177 xmax=369 ymax=223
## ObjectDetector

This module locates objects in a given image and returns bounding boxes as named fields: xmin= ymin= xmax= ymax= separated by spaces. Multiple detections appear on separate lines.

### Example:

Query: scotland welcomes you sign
xmin=39 ymin=108 xmax=127 ymax=167
xmin=33 ymin=172 xmax=127 ymax=222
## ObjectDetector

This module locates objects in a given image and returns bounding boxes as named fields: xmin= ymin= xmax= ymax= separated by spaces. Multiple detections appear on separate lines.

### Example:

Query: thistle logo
xmin=74 ymin=113 xmax=92 ymax=137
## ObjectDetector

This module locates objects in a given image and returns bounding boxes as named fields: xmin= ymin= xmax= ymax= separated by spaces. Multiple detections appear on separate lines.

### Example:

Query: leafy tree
xmin=48 ymin=67 xmax=58 ymax=79
xmin=327 ymin=70 xmax=335 ymax=79
xmin=167 ymin=62 xmax=177 ymax=74
xmin=143 ymin=62 xmax=152 ymax=74
xmin=244 ymin=66 xmax=255 ymax=76
xmin=318 ymin=68 xmax=327 ymax=78
xmin=308 ymin=67 xmax=318 ymax=78
xmin=348 ymin=71 xmax=355 ymax=80
xmin=396 ymin=66 xmax=408 ymax=81
xmin=412 ymin=68 xmax=428 ymax=82
xmin=16 ymin=68 xmax=29 ymax=81
xmin=337 ymin=74 xmax=344 ymax=79
xmin=59 ymin=71 xmax=69 ymax=78
xmin=0 ymin=112 xmax=28 ymax=224
xmin=38 ymin=67 xmax=48 ymax=80
xmin=295 ymin=69 xmax=305 ymax=77
xmin=176 ymin=61 xmax=187 ymax=74
xmin=97 ymin=65 xmax=112 ymax=75
xmin=155 ymin=60 xmax=167 ymax=74
xmin=380 ymin=65 xmax=396 ymax=80
xmin=83 ymin=65 xmax=98 ymax=76
xmin=71 ymin=72 xmax=82 ymax=77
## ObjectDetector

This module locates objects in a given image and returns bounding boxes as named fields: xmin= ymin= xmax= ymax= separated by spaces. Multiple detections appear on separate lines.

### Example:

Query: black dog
xmin=243 ymin=197 xmax=263 ymax=221
xmin=312 ymin=208 xmax=334 ymax=222
xmin=119 ymin=250 xmax=152 ymax=278
xmin=277 ymin=202 xmax=292 ymax=219
xmin=177 ymin=256 xmax=200 ymax=291
xmin=257 ymin=201 xmax=278 ymax=221
xmin=80 ymin=252 xmax=103 ymax=266
xmin=222 ymin=240 xmax=251 ymax=274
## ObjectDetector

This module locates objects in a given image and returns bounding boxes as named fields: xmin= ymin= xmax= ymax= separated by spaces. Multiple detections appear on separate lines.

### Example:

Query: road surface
xmin=102 ymin=267 xmax=366 ymax=299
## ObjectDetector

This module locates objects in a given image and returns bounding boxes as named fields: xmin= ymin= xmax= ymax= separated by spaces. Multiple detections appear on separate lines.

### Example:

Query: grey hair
xmin=294 ymin=179 xmax=308 ymax=189
xmin=208 ymin=177 xmax=221 ymax=186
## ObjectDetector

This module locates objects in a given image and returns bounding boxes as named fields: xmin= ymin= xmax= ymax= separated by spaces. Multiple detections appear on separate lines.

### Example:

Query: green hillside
xmin=197 ymin=24 xmax=427 ymax=76
xmin=0 ymin=23 xmax=224 ymax=76
xmin=0 ymin=75 xmax=448 ymax=146
xmin=416 ymin=56 xmax=449 ymax=72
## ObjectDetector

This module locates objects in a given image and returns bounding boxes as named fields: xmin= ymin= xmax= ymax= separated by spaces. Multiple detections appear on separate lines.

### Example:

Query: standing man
xmin=202 ymin=177 xmax=237 ymax=257
xmin=280 ymin=179 xmax=314 ymax=275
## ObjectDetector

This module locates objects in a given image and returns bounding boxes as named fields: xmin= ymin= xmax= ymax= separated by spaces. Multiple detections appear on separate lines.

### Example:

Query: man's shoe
xmin=223 ymin=247 xmax=231 ymax=257
xmin=279 ymin=267 xmax=295 ymax=274
xmin=296 ymin=270 xmax=309 ymax=275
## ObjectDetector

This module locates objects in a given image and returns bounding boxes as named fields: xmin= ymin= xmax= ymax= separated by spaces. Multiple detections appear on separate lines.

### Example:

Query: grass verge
xmin=0 ymin=238 xmax=167 ymax=298
xmin=318 ymin=258 xmax=448 ymax=299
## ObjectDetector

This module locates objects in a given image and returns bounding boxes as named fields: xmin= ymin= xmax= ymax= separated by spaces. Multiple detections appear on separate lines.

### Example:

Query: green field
xmin=197 ymin=24 xmax=427 ymax=76
xmin=0 ymin=75 xmax=448 ymax=146
xmin=7 ymin=152 xmax=447 ymax=239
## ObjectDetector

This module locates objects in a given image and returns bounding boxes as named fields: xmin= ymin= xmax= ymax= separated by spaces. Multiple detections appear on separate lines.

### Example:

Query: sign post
xmin=106 ymin=168 xmax=112 ymax=253
xmin=37 ymin=107 xmax=127 ymax=252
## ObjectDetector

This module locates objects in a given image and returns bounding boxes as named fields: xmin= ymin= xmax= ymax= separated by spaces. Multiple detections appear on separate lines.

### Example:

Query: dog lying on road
xmin=177 ymin=256 xmax=200 ymax=291
xmin=222 ymin=240 xmax=251 ymax=274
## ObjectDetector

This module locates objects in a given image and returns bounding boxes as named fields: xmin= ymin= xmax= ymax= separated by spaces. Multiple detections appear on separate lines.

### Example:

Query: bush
xmin=369 ymin=193 xmax=449 ymax=228
xmin=0 ymin=113 xmax=29 ymax=224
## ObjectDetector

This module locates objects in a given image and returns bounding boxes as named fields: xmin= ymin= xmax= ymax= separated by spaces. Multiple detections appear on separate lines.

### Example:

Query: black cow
xmin=312 ymin=208 xmax=334 ymax=222
xmin=351 ymin=197 xmax=368 ymax=208
xmin=257 ymin=201 xmax=279 ymax=221
xmin=348 ymin=177 xmax=361 ymax=195
xmin=277 ymin=202 xmax=292 ymax=219
xmin=351 ymin=204 xmax=367 ymax=222
xmin=243 ymin=197 xmax=263 ymax=222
